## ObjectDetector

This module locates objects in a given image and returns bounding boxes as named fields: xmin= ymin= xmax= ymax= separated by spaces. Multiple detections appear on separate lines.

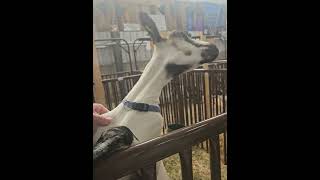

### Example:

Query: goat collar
xmin=122 ymin=100 xmax=161 ymax=113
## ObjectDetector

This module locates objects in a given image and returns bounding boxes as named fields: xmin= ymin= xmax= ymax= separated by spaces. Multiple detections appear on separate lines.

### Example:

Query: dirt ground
xmin=163 ymin=136 xmax=227 ymax=180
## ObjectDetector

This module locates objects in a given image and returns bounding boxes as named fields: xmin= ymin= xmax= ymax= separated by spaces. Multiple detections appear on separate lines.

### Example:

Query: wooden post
xmin=111 ymin=32 xmax=124 ymax=72
xmin=203 ymin=34 xmax=227 ymax=164
xmin=203 ymin=63 xmax=211 ymax=151
xmin=111 ymin=2 xmax=124 ymax=72
xmin=201 ymin=33 xmax=212 ymax=119
xmin=209 ymin=135 xmax=222 ymax=180
xmin=179 ymin=147 xmax=193 ymax=180
xmin=203 ymin=63 xmax=211 ymax=119
xmin=201 ymin=33 xmax=213 ymax=152
xmin=93 ymin=40 xmax=107 ymax=106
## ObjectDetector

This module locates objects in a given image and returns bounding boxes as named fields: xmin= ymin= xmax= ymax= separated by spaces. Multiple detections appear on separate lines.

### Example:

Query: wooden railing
xmin=101 ymin=69 xmax=227 ymax=156
xmin=101 ymin=70 xmax=142 ymax=80
xmin=94 ymin=113 xmax=227 ymax=180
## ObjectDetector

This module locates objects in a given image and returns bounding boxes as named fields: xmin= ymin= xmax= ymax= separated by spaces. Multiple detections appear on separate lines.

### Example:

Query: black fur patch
xmin=139 ymin=12 xmax=163 ymax=43
xmin=165 ymin=63 xmax=191 ymax=77
xmin=199 ymin=44 xmax=219 ymax=64
xmin=93 ymin=126 xmax=138 ymax=161
xmin=184 ymin=50 xmax=192 ymax=56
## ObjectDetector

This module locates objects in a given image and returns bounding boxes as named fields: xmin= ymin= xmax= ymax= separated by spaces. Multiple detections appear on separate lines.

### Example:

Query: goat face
xmin=139 ymin=12 xmax=219 ymax=78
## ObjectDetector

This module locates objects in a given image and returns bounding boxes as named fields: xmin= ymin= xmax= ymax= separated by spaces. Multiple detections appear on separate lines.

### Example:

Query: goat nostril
xmin=184 ymin=50 xmax=192 ymax=56
xmin=201 ymin=51 xmax=206 ymax=58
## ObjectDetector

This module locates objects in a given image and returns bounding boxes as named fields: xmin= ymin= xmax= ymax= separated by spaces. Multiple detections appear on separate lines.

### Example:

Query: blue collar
xmin=122 ymin=100 xmax=161 ymax=112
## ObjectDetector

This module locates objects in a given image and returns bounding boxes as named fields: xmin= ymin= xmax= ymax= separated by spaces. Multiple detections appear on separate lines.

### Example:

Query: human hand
xmin=93 ymin=103 xmax=112 ymax=135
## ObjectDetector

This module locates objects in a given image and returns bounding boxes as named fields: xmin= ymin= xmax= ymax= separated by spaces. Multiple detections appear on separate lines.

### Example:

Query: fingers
xmin=93 ymin=103 xmax=112 ymax=137
xmin=98 ymin=105 xmax=109 ymax=114
xmin=93 ymin=113 xmax=112 ymax=126
xmin=93 ymin=103 xmax=109 ymax=114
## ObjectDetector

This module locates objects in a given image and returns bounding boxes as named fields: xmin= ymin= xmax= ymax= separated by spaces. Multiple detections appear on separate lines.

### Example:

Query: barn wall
xmin=93 ymin=0 xmax=227 ymax=75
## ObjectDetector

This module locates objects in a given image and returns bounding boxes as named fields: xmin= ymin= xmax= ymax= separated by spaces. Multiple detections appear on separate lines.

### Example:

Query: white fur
xmin=94 ymin=33 xmax=216 ymax=180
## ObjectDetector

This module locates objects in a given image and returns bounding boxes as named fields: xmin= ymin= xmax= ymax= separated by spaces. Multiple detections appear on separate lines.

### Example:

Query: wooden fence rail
xmin=94 ymin=113 xmax=227 ymax=180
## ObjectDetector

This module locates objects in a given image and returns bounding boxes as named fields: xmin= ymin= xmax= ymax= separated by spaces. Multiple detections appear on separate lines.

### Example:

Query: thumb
xmin=93 ymin=113 xmax=112 ymax=126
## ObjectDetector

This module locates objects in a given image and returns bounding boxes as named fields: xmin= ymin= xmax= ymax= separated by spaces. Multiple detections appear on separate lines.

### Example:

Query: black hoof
xmin=93 ymin=126 xmax=138 ymax=160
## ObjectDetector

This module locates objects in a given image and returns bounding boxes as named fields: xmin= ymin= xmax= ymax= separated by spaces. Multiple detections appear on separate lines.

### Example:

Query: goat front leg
xmin=93 ymin=126 xmax=138 ymax=160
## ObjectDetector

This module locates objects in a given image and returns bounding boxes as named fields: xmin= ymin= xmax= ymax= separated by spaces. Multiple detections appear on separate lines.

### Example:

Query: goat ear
xmin=139 ymin=12 xmax=163 ymax=43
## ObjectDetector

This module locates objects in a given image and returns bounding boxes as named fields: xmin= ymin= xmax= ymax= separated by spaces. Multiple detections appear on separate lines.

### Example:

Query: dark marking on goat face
xmin=184 ymin=50 xmax=192 ymax=56
xmin=200 ymin=44 xmax=219 ymax=64
xmin=166 ymin=63 xmax=191 ymax=77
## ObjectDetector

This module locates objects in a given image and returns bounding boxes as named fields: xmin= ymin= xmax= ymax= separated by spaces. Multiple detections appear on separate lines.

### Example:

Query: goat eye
xmin=184 ymin=50 xmax=192 ymax=56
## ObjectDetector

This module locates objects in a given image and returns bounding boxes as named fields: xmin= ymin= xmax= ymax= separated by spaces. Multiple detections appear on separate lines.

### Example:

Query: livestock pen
xmin=94 ymin=36 xmax=227 ymax=180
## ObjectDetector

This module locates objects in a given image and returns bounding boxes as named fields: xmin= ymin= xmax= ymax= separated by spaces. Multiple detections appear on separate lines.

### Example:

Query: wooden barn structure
xmin=93 ymin=0 xmax=227 ymax=179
